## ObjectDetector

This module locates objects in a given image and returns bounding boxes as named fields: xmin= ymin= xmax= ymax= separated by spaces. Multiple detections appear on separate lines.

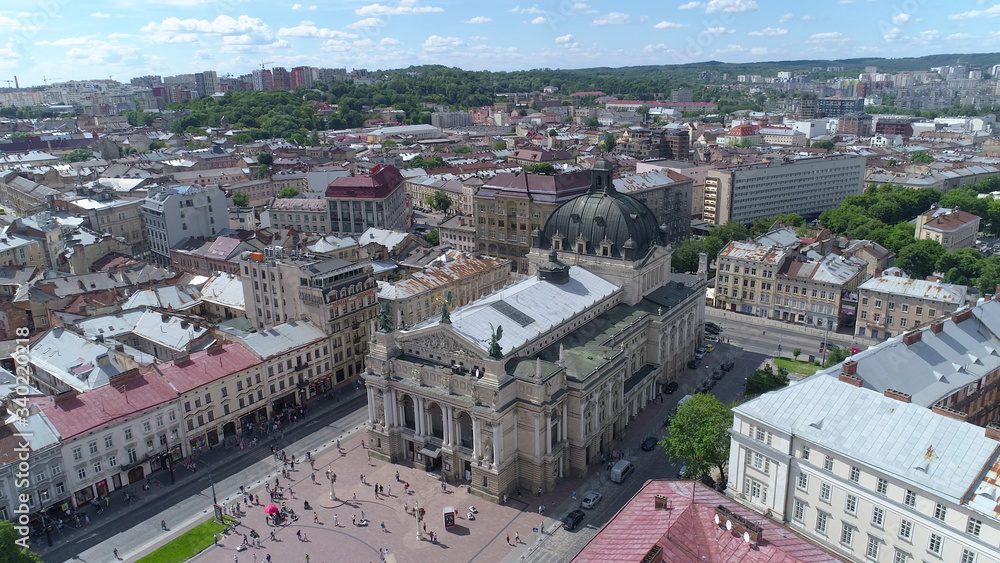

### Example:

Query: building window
xmin=73 ymin=447 xmax=82 ymax=461
xmin=929 ymin=308 xmax=936 ymax=317
xmin=801 ymin=446 xmax=810 ymax=459
xmin=872 ymin=506 xmax=884 ymax=527
xmin=933 ymin=503 xmax=947 ymax=521
xmin=78 ymin=468 xmax=86 ymax=480
xmin=143 ymin=421 xmax=151 ymax=433
xmin=793 ymin=499 xmax=806 ymax=522
xmin=862 ymin=297 xmax=869 ymax=305
xmin=849 ymin=466 xmax=860 ymax=482
xmin=866 ymin=536 xmax=881 ymax=560
xmin=961 ymin=549 xmax=978 ymax=563
xmin=874 ymin=299 xmax=882 ymax=309
xmin=93 ymin=461 xmax=102 ymax=474
xmin=904 ymin=489 xmax=916 ymax=507
xmin=875 ymin=478 xmax=888 ymax=495
xmin=128 ymin=448 xmax=137 ymax=464
xmin=967 ymin=517 xmax=982 ymax=537
xmin=845 ymin=494 xmax=857 ymax=514
xmin=902 ymin=304 xmax=909 ymax=313
xmin=104 ymin=436 xmax=113 ymax=448
xmin=108 ymin=455 xmax=116 ymax=467
xmin=840 ymin=524 xmax=854 ymax=547
xmin=750 ymin=452 xmax=770 ymax=473
xmin=89 ymin=441 xmax=98 ymax=455
xmin=816 ymin=511 xmax=829 ymax=535
xmin=927 ymin=533 xmax=943 ymax=555
xmin=797 ymin=473 xmax=809 ymax=491
xmin=897 ymin=518 xmax=912 ymax=540
xmin=823 ymin=455 xmax=834 ymax=471
xmin=743 ymin=477 xmax=767 ymax=504
xmin=820 ymin=483 xmax=832 ymax=502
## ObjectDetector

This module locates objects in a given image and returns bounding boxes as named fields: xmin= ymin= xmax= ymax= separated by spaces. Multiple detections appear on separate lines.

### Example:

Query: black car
xmin=687 ymin=359 xmax=700 ymax=369
xmin=721 ymin=360 xmax=735 ymax=371
xmin=664 ymin=381 xmax=679 ymax=394
xmin=563 ymin=509 xmax=586 ymax=531
xmin=704 ymin=379 xmax=716 ymax=390
xmin=641 ymin=436 xmax=659 ymax=451
xmin=705 ymin=325 xmax=721 ymax=335
xmin=711 ymin=369 xmax=722 ymax=380
xmin=705 ymin=322 xmax=721 ymax=331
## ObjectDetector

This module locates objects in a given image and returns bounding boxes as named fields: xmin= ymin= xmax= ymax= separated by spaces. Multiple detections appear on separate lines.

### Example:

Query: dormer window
xmin=551 ymin=233 xmax=564 ymax=251
xmin=599 ymin=238 xmax=613 ymax=257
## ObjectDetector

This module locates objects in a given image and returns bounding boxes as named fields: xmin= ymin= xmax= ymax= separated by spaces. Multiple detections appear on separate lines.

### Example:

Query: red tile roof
xmin=919 ymin=207 xmax=981 ymax=232
xmin=30 ymin=370 xmax=178 ymax=440
xmin=154 ymin=342 xmax=259 ymax=393
xmin=325 ymin=165 xmax=404 ymax=199
xmin=573 ymin=480 xmax=840 ymax=563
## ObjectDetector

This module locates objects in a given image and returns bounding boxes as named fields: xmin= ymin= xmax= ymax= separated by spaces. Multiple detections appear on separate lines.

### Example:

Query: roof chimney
xmin=932 ymin=404 xmax=968 ymax=422
xmin=902 ymin=330 xmax=922 ymax=346
xmin=986 ymin=423 xmax=1000 ymax=442
xmin=884 ymin=389 xmax=911 ymax=403
xmin=842 ymin=359 xmax=858 ymax=376
xmin=930 ymin=320 xmax=944 ymax=334
xmin=952 ymin=308 xmax=973 ymax=325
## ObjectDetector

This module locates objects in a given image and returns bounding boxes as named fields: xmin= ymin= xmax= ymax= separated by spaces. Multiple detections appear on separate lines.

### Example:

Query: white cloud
xmin=749 ymin=47 xmax=768 ymax=54
xmin=466 ymin=16 xmax=492 ymax=24
xmin=108 ymin=33 xmax=132 ymax=39
xmin=592 ymin=12 xmax=630 ymax=25
xmin=800 ymin=15 xmax=816 ymax=21
xmin=704 ymin=0 xmax=758 ymax=13
xmin=679 ymin=2 xmax=701 ymax=9
xmin=380 ymin=37 xmax=401 ymax=45
xmin=838 ymin=0 xmax=855 ymax=3
xmin=469 ymin=35 xmax=487 ymax=41
xmin=158 ymin=0 xmax=249 ymax=5
xmin=36 ymin=35 xmax=96 ymax=46
xmin=573 ymin=3 xmax=598 ymax=13
xmin=531 ymin=16 xmax=547 ymax=24
xmin=510 ymin=5 xmax=545 ymax=14
xmin=422 ymin=34 xmax=465 ymax=54
xmin=949 ymin=5 xmax=1000 ymax=18
xmin=91 ymin=12 xmax=110 ymax=18
xmin=346 ymin=17 xmax=386 ymax=29
xmin=882 ymin=27 xmax=902 ymax=42
xmin=291 ymin=4 xmax=317 ymax=10
xmin=0 ymin=15 xmax=38 ymax=33
xmin=891 ymin=13 xmax=910 ymax=24
xmin=778 ymin=13 xmax=793 ymax=22
xmin=555 ymin=33 xmax=574 ymax=43
xmin=704 ymin=26 xmax=735 ymax=34
xmin=141 ymin=15 xmax=281 ymax=47
xmin=807 ymin=31 xmax=847 ymax=43
xmin=748 ymin=27 xmax=786 ymax=36
xmin=278 ymin=24 xmax=357 ymax=39
xmin=918 ymin=29 xmax=939 ymax=41
xmin=654 ymin=21 xmax=683 ymax=28
xmin=356 ymin=1 xmax=443 ymax=17
xmin=947 ymin=32 xmax=974 ymax=39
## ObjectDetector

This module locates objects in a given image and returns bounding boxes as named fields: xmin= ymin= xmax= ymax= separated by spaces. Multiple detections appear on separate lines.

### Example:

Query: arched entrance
xmin=426 ymin=403 xmax=444 ymax=439
xmin=127 ymin=466 xmax=145 ymax=484
xmin=401 ymin=395 xmax=416 ymax=431
xmin=456 ymin=412 xmax=473 ymax=449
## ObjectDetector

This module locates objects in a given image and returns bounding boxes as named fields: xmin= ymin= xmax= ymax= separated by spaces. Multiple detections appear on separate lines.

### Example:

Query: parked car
xmin=664 ymin=381 xmax=679 ymax=394
xmin=694 ymin=347 xmax=707 ymax=360
xmin=704 ymin=333 xmax=719 ymax=342
xmin=563 ymin=509 xmax=586 ymax=530
xmin=705 ymin=344 xmax=715 ymax=353
xmin=704 ymin=379 xmax=716 ymax=390
xmin=687 ymin=359 xmax=700 ymax=369
xmin=705 ymin=322 xmax=721 ymax=331
xmin=641 ymin=437 xmax=659 ymax=451
xmin=704 ymin=325 xmax=721 ymax=334
xmin=711 ymin=369 xmax=722 ymax=380
xmin=677 ymin=465 xmax=687 ymax=478
xmin=721 ymin=360 xmax=735 ymax=371
xmin=581 ymin=492 xmax=603 ymax=509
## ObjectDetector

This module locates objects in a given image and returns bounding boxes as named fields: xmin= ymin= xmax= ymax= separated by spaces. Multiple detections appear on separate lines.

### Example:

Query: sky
xmin=2 ymin=0 xmax=1000 ymax=87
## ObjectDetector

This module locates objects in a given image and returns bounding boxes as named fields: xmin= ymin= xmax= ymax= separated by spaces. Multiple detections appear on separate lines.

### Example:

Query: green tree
xmin=62 ymin=149 xmax=94 ymax=162
xmin=896 ymin=239 xmax=946 ymax=279
xmin=382 ymin=139 xmax=398 ymax=148
xmin=636 ymin=105 xmax=650 ymax=124
xmin=424 ymin=156 xmax=445 ymax=168
xmin=0 ymin=521 xmax=43 ymax=563
xmin=309 ymin=130 xmax=320 ymax=146
xmin=671 ymin=237 xmax=706 ymax=273
xmin=409 ymin=155 xmax=425 ymax=169
xmin=977 ymin=257 xmax=1000 ymax=296
xmin=661 ymin=394 xmax=733 ymax=487
xmin=257 ymin=164 xmax=271 ymax=179
xmin=425 ymin=190 xmax=453 ymax=213
xmin=910 ymin=150 xmax=934 ymax=164
xmin=257 ymin=152 xmax=274 ymax=167
xmin=232 ymin=192 xmax=250 ymax=207
xmin=824 ymin=347 xmax=851 ymax=367
xmin=792 ymin=348 xmax=801 ymax=360
xmin=517 ymin=109 xmax=528 ymax=116
xmin=812 ymin=140 xmax=836 ymax=151
xmin=601 ymin=132 xmax=616 ymax=152
xmin=425 ymin=229 xmax=440 ymax=245
xmin=524 ymin=163 xmax=557 ymax=175
xmin=491 ymin=141 xmax=507 ymax=150
xmin=277 ymin=187 xmax=299 ymax=198
xmin=744 ymin=364 xmax=789 ymax=396
xmin=452 ymin=145 xmax=472 ymax=153
xmin=10 ymin=132 xmax=31 ymax=138
xmin=711 ymin=221 xmax=748 ymax=247
xmin=937 ymin=248 xmax=985 ymax=285
xmin=584 ymin=117 xmax=600 ymax=127
xmin=886 ymin=158 xmax=898 ymax=167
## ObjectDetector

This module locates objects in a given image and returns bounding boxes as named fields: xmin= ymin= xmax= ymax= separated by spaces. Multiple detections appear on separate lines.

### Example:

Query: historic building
xmin=362 ymin=159 xmax=705 ymax=502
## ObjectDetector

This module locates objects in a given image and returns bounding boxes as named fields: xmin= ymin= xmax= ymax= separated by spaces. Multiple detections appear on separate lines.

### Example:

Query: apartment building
xmin=438 ymin=215 xmax=477 ymax=253
xmin=615 ymin=128 xmax=690 ymax=161
xmin=61 ymin=196 xmax=147 ymax=258
xmin=914 ymin=204 xmax=981 ymax=251
xmin=240 ymin=249 xmax=377 ymax=383
xmin=758 ymin=127 xmax=807 ymax=146
xmin=474 ymin=170 xmax=592 ymax=274
xmin=855 ymin=271 xmax=966 ymax=340
xmin=0 ymin=172 xmax=60 ymax=216
xmin=238 ymin=320 xmax=338 ymax=406
xmin=613 ymin=170 xmax=693 ymax=244
xmin=773 ymin=253 xmax=868 ymax=329
xmin=404 ymin=176 xmax=479 ymax=217
xmin=817 ymin=96 xmax=864 ymax=117
xmin=376 ymin=250 xmax=511 ymax=329
xmin=227 ymin=179 xmax=275 ymax=208
xmin=0 ymin=406 xmax=63 ymax=525
xmin=430 ymin=111 xmax=472 ymax=129
xmin=324 ymin=165 xmax=408 ymax=235
xmin=142 ymin=185 xmax=228 ymax=265
xmin=269 ymin=198 xmax=332 ymax=233
xmin=703 ymin=154 xmax=866 ymax=226
xmin=714 ymin=241 xmax=788 ymax=317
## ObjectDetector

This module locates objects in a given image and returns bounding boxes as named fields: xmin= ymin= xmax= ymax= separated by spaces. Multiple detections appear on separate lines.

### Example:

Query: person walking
xmin=311 ymin=473 xmax=316 ymax=484
xmin=515 ymin=531 xmax=520 ymax=544
xmin=313 ymin=512 xmax=318 ymax=523
xmin=296 ymin=530 xmax=302 ymax=541
xmin=387 ymin=484 xmax=391 ymax=497
xmin=352 ymin=514 xmax=356 ymax=526
xmin=113 ymin=548 xmax=119 ymax=560
xmin=381 ymin=521 xmax=386 ymax=533
xmin=333 ymin=514 xmax=338 ymax=527
xmin=214 ymin=533 xmax=219 ymax=545
xmin=305 ymin=555 xmax=310 ymax=563
xmin=507 ymin=534 xmax=511 ymax=545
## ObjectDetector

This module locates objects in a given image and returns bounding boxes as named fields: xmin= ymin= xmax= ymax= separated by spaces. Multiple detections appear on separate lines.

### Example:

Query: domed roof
xmin=535 ymin=161 xmax=664 ymax=260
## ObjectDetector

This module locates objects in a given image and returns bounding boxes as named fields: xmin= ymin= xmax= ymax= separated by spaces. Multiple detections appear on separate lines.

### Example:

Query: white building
xmin=141 ymin=185 xmax=228 ymax=266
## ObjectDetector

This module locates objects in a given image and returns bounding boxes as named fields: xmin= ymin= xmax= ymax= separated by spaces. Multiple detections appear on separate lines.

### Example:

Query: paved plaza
xmin=188 ymin=430 xmax=556 ymax=563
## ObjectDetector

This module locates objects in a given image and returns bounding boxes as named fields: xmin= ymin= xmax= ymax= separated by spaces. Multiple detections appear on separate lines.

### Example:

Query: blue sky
xmin=2 ymin=0 xmax=999 ymax=87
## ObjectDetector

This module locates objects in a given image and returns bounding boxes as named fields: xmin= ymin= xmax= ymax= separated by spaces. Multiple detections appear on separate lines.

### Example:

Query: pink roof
xmin=30 ymin=371 xmax=178 ymax=440
xmin=608 ymin=100 xmax=718 ymax=106
xmin=207 ymin=236 xmax=241 ymax=261
xmin=155 ymin=343 xmax=259 ymax=394
xmin=325 ymin=165 xmax=404 ymax=199
xmin=574 ymin=480 xmax=839 ymax=563
xmin=570 ymin=91 xmax=606 ymax=96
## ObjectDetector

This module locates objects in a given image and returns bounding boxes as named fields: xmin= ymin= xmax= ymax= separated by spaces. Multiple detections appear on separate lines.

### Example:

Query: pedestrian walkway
xmin=40 ymin=383 xmax=369 ymax=563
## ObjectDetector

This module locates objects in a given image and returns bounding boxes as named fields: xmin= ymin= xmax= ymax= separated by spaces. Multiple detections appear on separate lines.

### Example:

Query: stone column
xmin=533 ymin=414 xmax=541 ymax=459
xmin=493 ymin=421 xmax=503 ymax=467
xmin=415 ymin=397 xmax=425 ymax=438
xmin=472 ymin=416 xmax=481 ymax=463
xmin=579 ymin=401 xmax=586 ymax=438
xmin=382 ymin=391 xmax=393 ymax=430
xmin=546 ymin=413 xmax=553 ymax=456
xmin=561 ymin=402 xmax=568 ymax=441
xmin=442 ymin=405 xmax=451 ymax=446
xmin=367 ymin=387 xmax=376 ymax=426
xmin=390 ymin=390 xmax=399 ymax=428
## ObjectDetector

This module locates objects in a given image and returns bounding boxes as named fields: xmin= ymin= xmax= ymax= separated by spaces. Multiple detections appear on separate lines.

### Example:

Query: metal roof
xmin=859 ymin=274 xmax=966 ymax=304
xmin=240 ymin=321 xmax=327 ymax=359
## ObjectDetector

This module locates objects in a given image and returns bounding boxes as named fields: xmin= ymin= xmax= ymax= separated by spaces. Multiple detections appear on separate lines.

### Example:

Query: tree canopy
xmin=425 ymin=229 xmax=440 ymax=245
xmin=745 ymin=364 xmax=789 ymax=397
xmin=277 ymin=187 xmax=299 ymax=198
xmin=523 ymin=163 xmax=557 ymax=175
xmin=425 ymin=190 xmax=453 ymax=213
xmin=661 ymin=393 xmax=733 ymax=487
xmin=0 ymin=521 xmax=43 ymax=563
xmin=232 ymin=192 xmax=249 ymax=207
xmin=62 ymin=149 xmax=94 ymax=162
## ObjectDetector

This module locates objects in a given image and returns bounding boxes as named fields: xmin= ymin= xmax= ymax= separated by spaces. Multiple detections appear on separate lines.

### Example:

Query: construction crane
xmin=259 ymin=60 xmax=272 ymax=70
xmin=42 ymin=76 xmax=60 ymax=85
xmin=1 ymin=80 xmax=13 ymax=88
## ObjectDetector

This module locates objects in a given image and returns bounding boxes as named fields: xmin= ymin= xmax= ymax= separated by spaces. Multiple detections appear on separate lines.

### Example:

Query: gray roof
xmin=241 ymin=321 xmax=327 ymax=358
xmin=817 ymin=299 xmax=1000 ymax=406
xmin=735 ymin=373 xmax=999 ymax=504
xmin=29 ymin=327 xmax=123 ymax=392
xmin=409 ymin=266 xmax=618 ymax=357
xmin=754 ymin=227 xmax=800 ymax=249
xmin=540 ymin=189 xmax=663 ymax=260
xmin=860 ymin=274 xmax=966 ymax=304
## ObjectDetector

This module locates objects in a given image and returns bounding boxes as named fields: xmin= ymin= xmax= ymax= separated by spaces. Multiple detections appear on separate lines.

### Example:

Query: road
xmin=517 ymin=340 xmax=767 ymax=563
xmin=706 ymin=308 xmax=867 ymax=360
xmin=40 ymin=392 xmax=369 ymax=563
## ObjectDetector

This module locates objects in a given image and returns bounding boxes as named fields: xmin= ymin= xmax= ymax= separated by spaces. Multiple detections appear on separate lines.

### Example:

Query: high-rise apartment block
xmin=141 ymin=185 xmax=228 ymax=266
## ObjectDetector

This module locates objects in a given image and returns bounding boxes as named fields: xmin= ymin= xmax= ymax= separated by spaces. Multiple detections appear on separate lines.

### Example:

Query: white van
xmin=676 ymin=394 xmax=693 ymax=409
xmin=610 ymin=459 xmax=634 ymax=483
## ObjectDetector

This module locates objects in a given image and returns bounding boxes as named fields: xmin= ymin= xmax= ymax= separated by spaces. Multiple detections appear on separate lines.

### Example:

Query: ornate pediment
xmin=398 ymin=327 xmax=486 ymax=361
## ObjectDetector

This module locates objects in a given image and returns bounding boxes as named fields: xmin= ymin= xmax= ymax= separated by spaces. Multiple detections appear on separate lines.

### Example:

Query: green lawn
xmin=774 ymin=357 xmax=821 ymax=375
xmin=136 ymin=517 xmax=228 ymax=563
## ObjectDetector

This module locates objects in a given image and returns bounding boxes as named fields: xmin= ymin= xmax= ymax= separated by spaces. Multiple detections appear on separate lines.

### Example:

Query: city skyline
xmin=3 ymin=0 xmax=1000 ymax=87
